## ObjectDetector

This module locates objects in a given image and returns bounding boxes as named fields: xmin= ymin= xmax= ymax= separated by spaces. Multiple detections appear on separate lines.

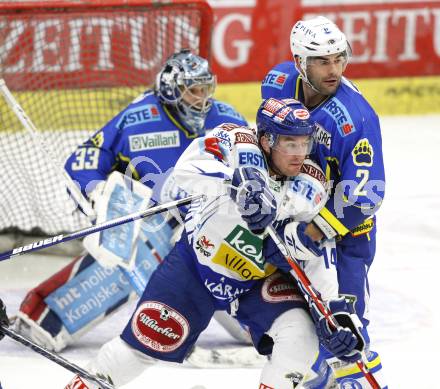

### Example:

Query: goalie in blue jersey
xmin=262 ymin=16 xmax=387 ymax=388
xmin=13 ymin=49 xmax=248 ymax=353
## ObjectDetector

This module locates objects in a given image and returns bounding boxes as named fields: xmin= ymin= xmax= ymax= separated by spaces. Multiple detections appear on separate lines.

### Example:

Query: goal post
xmin=0 ymin=0 xmax=213 ymax=235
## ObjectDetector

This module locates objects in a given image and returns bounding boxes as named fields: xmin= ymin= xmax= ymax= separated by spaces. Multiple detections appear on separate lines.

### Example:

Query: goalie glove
xmin=88 ymin=180 xmax=106 ymax=210
xmin=263 ymin=221 xmax=323 ymax=273
xmin=0 ymin=298 xmax=9 ymax=340
xmin=310 ymin=296 xmax=365 ymax=362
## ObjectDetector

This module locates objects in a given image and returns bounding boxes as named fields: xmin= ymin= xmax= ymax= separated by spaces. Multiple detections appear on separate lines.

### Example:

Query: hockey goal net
xmin=0 ymin=0 xmax=212 ymax=237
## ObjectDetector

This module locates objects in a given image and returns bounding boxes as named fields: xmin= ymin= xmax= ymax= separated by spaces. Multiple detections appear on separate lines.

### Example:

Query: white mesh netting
xmin=0 ymin=1 xmax=209 ymax=234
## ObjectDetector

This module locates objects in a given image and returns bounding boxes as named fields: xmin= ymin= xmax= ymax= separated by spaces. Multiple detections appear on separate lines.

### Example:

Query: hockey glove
xmin=310 ymin=296 xmax=365 ymax=362
xmin=263 ymin=221 xmax=323 ymax=272
xmin=0 ymin=298 xmax=9 ymax=340
xmin=230 ymin=167 xmax=277 ymax=234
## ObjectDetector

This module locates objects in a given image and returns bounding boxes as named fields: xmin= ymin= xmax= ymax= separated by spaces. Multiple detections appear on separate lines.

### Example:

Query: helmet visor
xmin=271 ymin=134 xmax=315 ymax=156
xmin=306 ymin=50 xmax=350 ymax=68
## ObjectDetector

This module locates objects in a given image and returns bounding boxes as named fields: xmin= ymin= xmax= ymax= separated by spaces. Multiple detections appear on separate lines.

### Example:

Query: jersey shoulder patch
xmin=261 ymin=62 xmax=297 ymax=97
xmin=116 ymin=98 xmax=162 ymax=130
xmin=262 ymin=69 xmax=290 ymax=90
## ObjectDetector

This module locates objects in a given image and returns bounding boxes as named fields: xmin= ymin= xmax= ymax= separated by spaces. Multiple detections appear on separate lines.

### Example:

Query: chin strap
xmin=299 ymin=70 xmax=322 ymax=95
xmin=294 ymin=56 xmax=324 ymax=95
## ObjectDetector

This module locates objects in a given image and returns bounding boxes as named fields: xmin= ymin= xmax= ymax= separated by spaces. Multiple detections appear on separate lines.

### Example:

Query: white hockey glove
xmin=283 ymin=221 xmax=323 ymax=261
xmin=263 ymin=221 xmax=323 ymax=273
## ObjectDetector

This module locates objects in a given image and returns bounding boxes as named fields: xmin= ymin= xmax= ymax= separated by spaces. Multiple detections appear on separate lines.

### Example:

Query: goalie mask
xmin=156 ymin=49 xmax=216 ymax=136
xmin=290 ymin=16 xmax=351 ymax=92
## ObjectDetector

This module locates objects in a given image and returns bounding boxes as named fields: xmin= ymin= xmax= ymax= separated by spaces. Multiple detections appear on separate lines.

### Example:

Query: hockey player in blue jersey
xmin=262 ymin=16 xmax=386 ymax=387
xmin=14 ymin=49 xmax=248 ymax=353
xmin=63 ymin=98 xmax=367 ymax=389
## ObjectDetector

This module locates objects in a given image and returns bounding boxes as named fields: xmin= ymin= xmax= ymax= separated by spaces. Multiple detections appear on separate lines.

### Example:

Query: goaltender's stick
xmin=0 ymin=194 xmax=204 ymax=262
xmin=0 ymin=324 xmax=114 ymax=389
xmin=266 ymin=225 xmax=381 ymax=389
xmin=0 ymin=78 xmax=95 ymax=219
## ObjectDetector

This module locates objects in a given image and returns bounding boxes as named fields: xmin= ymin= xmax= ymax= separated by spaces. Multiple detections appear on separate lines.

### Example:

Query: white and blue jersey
xmin=262 ymin=62 xmax=386 ymax=326
xmin=120 ymin=124 xmax=337 ymax=363
xmin=65 ymin=91 xmax=247 ymax=204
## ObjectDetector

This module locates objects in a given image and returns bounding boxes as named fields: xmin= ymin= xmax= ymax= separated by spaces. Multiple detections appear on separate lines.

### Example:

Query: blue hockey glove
xmin=310 ymin=296 xmax=365 ymax=362
xmin=263 ymin=221 xmax=323 ymax=272
xmin=0 ymin=298 xmax=9 ymax=340
xmin=230 ymin=167 xmax=277 ymax=234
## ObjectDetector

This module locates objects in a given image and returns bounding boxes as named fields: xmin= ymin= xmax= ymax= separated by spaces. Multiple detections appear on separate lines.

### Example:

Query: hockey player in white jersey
xmin=64 ymin=98 xmax=365 ymax=389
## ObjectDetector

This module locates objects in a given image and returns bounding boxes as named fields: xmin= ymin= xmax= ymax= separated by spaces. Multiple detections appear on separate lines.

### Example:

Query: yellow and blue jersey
xmin=262 ymin=62 xmax=385 ymax=244
xmin=65 ymin=90 xmax=247 ymax=202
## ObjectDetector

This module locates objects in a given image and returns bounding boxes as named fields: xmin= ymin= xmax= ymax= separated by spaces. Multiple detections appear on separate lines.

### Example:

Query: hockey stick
xmin=0 ymin=78 xmax=95 ymax=219
xmin=0 ymin=324 xmax=114 ymax=389
xmin=0 ymin=194 xmax=203 ymax=262
xmin=266 ymin=225 xmax=381 ymax=389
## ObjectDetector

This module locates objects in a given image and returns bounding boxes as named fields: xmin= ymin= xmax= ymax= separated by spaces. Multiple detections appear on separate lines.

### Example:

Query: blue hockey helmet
xmin=256 ymin=98 xmax=317 ymax=155
xmin=156 ymin=49 xmax=216 ymax=135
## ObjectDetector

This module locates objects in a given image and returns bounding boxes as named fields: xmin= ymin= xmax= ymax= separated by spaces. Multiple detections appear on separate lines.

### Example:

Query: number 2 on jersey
xmin=354 ymin=169 xmax=369 ymax=196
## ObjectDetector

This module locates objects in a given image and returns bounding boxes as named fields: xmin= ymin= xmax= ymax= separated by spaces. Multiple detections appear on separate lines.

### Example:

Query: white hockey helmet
xmin=290 ymin=16 xmax=350 ymax=86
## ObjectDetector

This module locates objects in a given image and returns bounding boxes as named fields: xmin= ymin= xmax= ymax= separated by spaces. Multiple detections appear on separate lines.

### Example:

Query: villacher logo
xmin=131 ymin=301 xmax=189 ymax=352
